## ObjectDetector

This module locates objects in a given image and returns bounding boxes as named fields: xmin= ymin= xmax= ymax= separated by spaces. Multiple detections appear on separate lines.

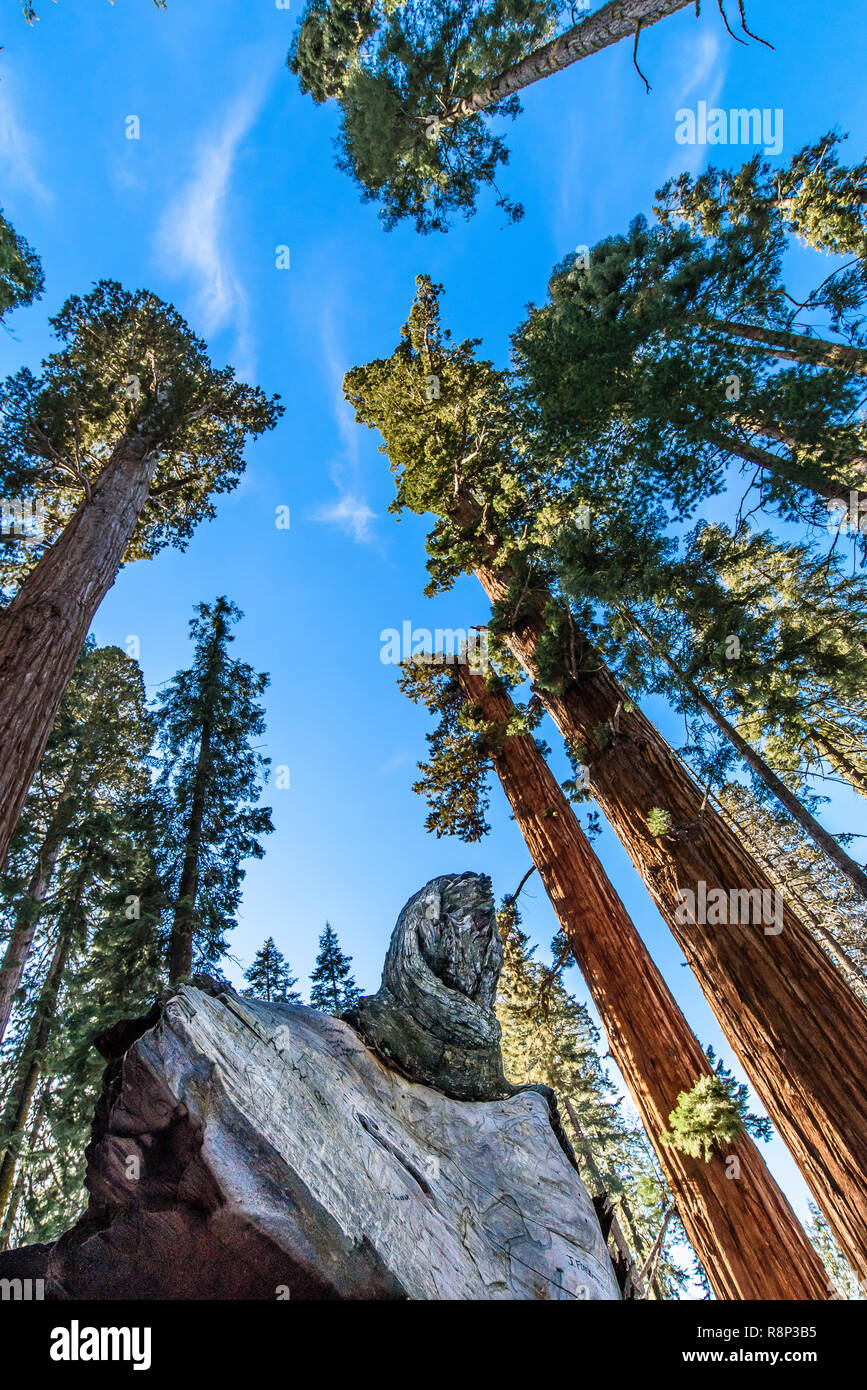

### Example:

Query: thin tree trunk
xmin=0 ymin=845 xmax=60 ymax=1046
xmin=0 ymin=435 xmax=156 ymax=869
xmin=706 ymin=426 xmax=850 ymax=503
xmin=713 ymin=792 xmax=867 ymax=994
xmin=561 ymin=1094 xmax=652 ymax=1298
xmin=441 ymin=0 xmax=692 ymax=124
xmin=0 ymin=796 xmax=77 ymax=1044
xmin=625 ymin=610 xmax=867 ymax=899
xmin=0 ymin=918 xmax=74 ymax=1223
xmin=456 ymin=663 xmax=830 ymax=1299
xmin=617 ymin=1190 xmax=668 ymax=1298
xmin=169 ymin=720 xmax=212 ymax=982
xmin=706 ymin=316 xmax=867 ymax=377
xmin=472 ymin=561 xmax=867 ymax=1284
xmin=0 ymin=1086 xmax=47 ymax=1249
xmin=640 ymin=1205 xmax=674 ymax=1290
xmin=812 ymin=729 xmax=867 ymax=802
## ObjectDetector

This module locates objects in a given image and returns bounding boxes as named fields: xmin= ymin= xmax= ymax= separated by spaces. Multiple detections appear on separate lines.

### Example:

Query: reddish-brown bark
xmin=473 ymin=563 xmax=867 ymax=1283
xmin=0 ymin=436 xmax=156 ymax=871
xmin=457 ymin=664 xmax=829 ymax=1299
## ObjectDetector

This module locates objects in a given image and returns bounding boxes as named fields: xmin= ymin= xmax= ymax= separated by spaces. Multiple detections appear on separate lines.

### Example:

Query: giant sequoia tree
xmin=0 ymin=281 xmax=281 ymax=869
xmin=288 ymin=0 xmax=707 ymax=231
xmin=401 ymin=656 xmax=829 ymax=1298
xmin=153 ymin=597 xmax=273 ymax=982
xmin=346 ymin=276 xmax=867 ymax=1282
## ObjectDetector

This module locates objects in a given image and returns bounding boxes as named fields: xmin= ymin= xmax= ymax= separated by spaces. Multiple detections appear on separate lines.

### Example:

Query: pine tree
xmin=0 ymin=208 xmax=43 ymax=323
xmin=243 ymin=937 xmax=302 ymax=1003
xmin=0 ymin=816 xmax=166 ymax=1247
xmin=0 ymin=640 xmax=154 ymax=1045
xmin=400 ymin=655 xmax=829 ymax=1297
xmin=152 ymin=597 xmax=273 ymax=982
xmin=347 ymin=275 xmax=867 ymax=1284
xmin=655 ymin=133 xmax=867 ymax=357
xmin=615 ymin=607 xmax=867 ymax=899
xmin=0 ymin=742 xmax=164 ymax=1244
xmin=289 ymin=0 xmax=707 ymax=232
xmin=309 ymin=923 xmax=361 ymax=1013
xmin=808 ymin=1204 xmax=865 ymax=1301
xmin=0 ymin=280 xmax=282 ymax=869
xmin=626 ymin=527 xmax=867 ymax=806
xmin=0 ymin=861 xmax=90 ymax=1228
xmin=716 ymin=784 xmax=867 ymax=998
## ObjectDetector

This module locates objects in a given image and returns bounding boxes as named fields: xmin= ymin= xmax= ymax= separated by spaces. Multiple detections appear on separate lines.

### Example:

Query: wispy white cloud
xmin=156 ymin=74 xmax=267 ymax=377
xmin=679 ymin=29 xmax=727 ymax=104
xmin=311 ymin=293 xmax=378 ymax=545
xmin=666 ymin=28 xmax=728 ymax=177
xmin=0 ymin=83 xmax=51 ymax=204
xmin=378 ymin=749 xmax=412 ymax=776
xmin=314 ymin=493 xmax=377 ymax=543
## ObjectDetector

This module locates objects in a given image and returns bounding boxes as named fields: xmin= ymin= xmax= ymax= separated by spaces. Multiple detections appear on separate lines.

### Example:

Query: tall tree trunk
xmin=442 ymin=0 xmax=692 ymax=124
xmin=624 ymin=609 xmax=867 ymax=898
xmin=706 ymin=316 xmax=867 ymax=377
xmin=457 ymin=663 xmax=829 ymax=1298
xmin=0 ymin=435 xmax=156 ymax=869
xmin=713 ymin=792 xmax=867 ymax=996
xmin=0 ymin=1086 xmax=48 ymax=1250
xmin=705 ymin=426 xmax=851 ymax=503
xmin=0 ymin=917 xmax=74 ymax=1223
xmin=640 ymin=1205 xmax=675 ymax=1291
xmin=472 ymin=561 xmax=867 ymax=1283
xmin=812 ymin=728 xmax=867 ymax=802
xmin=169 ymin=720 xmax=212 ymax=982
xmin=561 ymin=1094 xmax=661 ymax=1299
xmin=0 ymin=796 xmax=77 ymax=1044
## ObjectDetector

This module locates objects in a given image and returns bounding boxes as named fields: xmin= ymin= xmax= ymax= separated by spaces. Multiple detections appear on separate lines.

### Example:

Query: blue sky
xmin=1 ymin=0 xmax=865 ymax=1246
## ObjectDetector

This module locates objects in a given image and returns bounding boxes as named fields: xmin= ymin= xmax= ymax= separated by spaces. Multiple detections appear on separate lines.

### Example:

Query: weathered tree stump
xmin=0 ymin=873 xmax=620 ymax=1300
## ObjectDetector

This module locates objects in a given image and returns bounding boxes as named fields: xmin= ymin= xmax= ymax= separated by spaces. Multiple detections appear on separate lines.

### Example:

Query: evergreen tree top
xmin=243 ymin=937 xmax=302 ymax=1004
xmin=309 ymin=920 xmax=361 ymax=1012
xmin=289 ymin=0 xmax=557 ymax=231
xmin=0 ymin=280 xmax=283 ymax=565
xmin=152 ymin=596 xmax=274 ymax=974
xmin=512 ymin=138 xmax=867 ymax=529
xmin=0 ymin=208 xmax=44 ymax=323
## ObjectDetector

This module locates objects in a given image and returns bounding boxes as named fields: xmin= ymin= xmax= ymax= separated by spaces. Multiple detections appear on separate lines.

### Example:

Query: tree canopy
xmin=289 ymin=0 xmax=708 ymax=232
xmin=0 ymin=208 xmax=44 ymax=324
xmin=0 ymin=280 xmax=282 ymax=585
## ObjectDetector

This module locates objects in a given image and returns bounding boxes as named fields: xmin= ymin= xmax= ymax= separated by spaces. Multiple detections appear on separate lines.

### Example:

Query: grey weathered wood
xmin=0 ymin=873 xmax=620 ymax=1301
xmin=346 ymin=871 xmax=513 ymax=1100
